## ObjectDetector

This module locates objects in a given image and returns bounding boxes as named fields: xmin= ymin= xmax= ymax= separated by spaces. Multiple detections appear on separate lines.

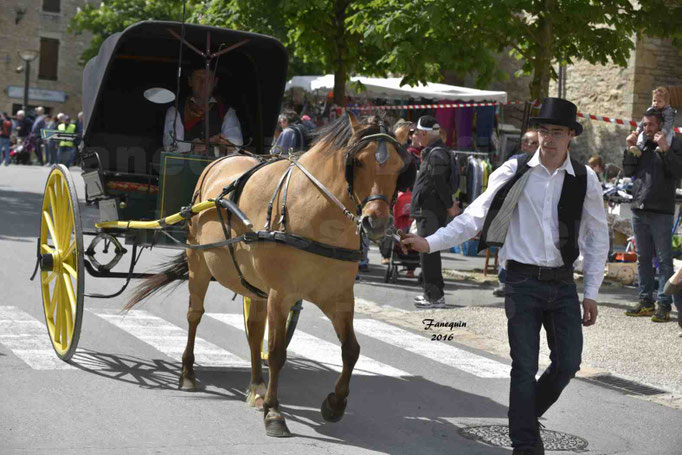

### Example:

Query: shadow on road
xmin=68 ymin=348 xmax=510 ymax=454
xmin=0 ymin=188 xmax=44 ymax=239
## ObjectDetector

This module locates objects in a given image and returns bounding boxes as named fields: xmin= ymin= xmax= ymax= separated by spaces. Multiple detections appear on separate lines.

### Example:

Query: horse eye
xmin=354 ymin=158 xmax=363 ymax=168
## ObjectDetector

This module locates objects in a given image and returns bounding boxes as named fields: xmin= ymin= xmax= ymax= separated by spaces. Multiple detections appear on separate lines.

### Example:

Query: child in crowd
xmin=628 ymin=86 xmax=676 ymax=156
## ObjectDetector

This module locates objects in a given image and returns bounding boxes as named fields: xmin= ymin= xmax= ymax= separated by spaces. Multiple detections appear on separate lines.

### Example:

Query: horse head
xmin=345 ymin=114 xmax=416 ymax=241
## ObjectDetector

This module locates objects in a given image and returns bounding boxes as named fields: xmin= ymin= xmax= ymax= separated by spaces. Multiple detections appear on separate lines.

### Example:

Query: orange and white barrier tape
xmin=577 ymin=111 xmax=682 ymax=134
xmin=343 ymin=100 xmax=530 ymax=111
xmin=338 ymin=100 xmax=681 ymax=133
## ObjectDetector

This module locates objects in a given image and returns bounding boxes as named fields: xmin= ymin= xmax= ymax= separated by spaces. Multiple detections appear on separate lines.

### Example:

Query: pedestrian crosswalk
xmin=0 ymin=304 xmax=511 ymax=380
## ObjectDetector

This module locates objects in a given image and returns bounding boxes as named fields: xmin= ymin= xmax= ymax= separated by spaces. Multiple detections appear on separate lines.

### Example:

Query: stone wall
xmin=0 ymin=0 xmax=93 ymax=117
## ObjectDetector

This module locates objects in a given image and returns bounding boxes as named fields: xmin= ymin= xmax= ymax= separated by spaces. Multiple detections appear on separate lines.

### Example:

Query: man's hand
xmin=654 ymin=131 xmax=669 ymax=152
xmin=400 ymin=233 xmax=430 ymax=254
xmin=582 ymin=298 xmax=598 ymax=326
xmin=626 ymin=131 xmax=638 ymax=147
xmin=447 ymin=200 xmax=462 ymax=218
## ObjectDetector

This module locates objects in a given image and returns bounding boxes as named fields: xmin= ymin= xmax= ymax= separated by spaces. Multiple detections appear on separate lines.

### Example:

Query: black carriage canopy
xmin=82 ymin=21 xmax=288 ymax=173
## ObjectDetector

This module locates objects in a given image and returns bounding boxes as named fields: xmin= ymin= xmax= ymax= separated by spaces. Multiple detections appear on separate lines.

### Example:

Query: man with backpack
xmin=0 ymin=113 xmax=13 ymax=166
xmin=271 ymin=110 xmax=313 ymax=155
xmin=410 ymin=115 xmax=460 ymax=308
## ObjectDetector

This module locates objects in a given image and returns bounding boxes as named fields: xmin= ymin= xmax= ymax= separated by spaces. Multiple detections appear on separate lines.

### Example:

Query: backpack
xmin=288 ymin=122 xmax=313 ymax=152
xmin=431 ymin=146 xmax=460 ymax=195
xmin=0 ymin=119 xmax=11 ymax=137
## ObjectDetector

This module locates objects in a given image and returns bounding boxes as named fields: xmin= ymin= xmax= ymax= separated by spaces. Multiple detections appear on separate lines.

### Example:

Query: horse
xmin=126 ymin=113 xmax=415 ymax=437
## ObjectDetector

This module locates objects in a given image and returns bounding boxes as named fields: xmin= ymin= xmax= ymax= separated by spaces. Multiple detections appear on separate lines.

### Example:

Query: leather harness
xmin=184 ymin=129 xmax=408 ymax=298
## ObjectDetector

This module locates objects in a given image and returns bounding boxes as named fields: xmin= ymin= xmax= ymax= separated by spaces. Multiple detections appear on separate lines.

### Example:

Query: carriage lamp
xmin=17 ymin=50 xmax=39 ymax=112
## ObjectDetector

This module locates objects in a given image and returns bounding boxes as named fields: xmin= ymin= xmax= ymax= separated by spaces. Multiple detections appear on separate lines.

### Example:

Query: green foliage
xmin=69 ymin=0 xmax=193 ymax=64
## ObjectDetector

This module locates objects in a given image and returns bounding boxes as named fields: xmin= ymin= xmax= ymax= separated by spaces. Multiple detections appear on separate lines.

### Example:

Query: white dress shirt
xmin=426 ymin=150 xmax=609 ymax=300
xmin=163 ymin=98 xmax=243 ymax=152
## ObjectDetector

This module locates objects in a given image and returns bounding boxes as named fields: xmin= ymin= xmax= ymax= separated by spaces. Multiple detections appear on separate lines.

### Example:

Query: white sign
xmin=7 ymin=86 xmax=67 ymax=103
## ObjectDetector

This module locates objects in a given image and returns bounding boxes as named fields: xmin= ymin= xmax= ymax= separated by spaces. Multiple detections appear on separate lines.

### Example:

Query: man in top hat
xmin=402 ymin=98 xmax=609 ymax=455
xmin=163 ymin=66 xmax=243 ymax=155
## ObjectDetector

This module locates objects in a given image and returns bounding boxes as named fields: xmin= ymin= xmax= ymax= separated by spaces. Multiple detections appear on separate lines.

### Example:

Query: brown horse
xmin=126 ymin=114 xmax=413 ymax=437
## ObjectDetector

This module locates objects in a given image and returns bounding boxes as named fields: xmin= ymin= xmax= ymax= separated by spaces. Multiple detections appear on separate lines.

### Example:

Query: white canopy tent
xmin=286 ymin=75 xmax=507 ymax=103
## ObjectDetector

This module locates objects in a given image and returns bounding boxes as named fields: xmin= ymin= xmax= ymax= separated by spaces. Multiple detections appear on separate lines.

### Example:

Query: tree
xmin=69 ymin=0 xmax=193 ymax=64
xmin=360 ymin=0 xmax=651 ymax=101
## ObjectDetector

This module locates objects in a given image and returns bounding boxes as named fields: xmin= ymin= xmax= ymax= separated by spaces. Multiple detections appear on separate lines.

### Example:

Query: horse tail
xmin=124 ymin=252 xmax=189 ymax=311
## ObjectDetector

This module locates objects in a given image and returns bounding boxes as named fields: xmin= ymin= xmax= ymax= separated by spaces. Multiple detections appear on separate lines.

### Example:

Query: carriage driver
xmin=162 ymin=65 xmax=243 ymax=155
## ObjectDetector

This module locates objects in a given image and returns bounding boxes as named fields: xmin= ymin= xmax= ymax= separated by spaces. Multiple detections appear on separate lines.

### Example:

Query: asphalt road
xmin=1 ymin=165 xmax=680 ymax=454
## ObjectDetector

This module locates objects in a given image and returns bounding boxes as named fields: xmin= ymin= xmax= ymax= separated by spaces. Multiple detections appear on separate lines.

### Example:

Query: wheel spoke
xmin=43 ymin=211 xmax=60 ymax=251
xmin=47 ymin=186 xmax=61 ymax=236
xmin=54 ymin=280 xmax=64 ymax=344
xmin=63 ymin=262 xmax=78 ymax=279
xmin=41 ymin=244 xmax=55 ymax=255
xmin=41 ymin=270 xmax=58 ymax=285
xmin=60 ymin=200 xmax=73 ymax=249
xmin=63 ymin=241 xmax=76 ymax=258
xmin=46 ymin=280 xmax=58 ymax=316
xmin=62 ymin=274 xmax=75 ymax=337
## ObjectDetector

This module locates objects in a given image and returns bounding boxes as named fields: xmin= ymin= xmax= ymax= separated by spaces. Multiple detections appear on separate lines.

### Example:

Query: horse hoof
xmin=264 ymin=410 xmax=292 ymax=438
xmin=320 ymin=393 xmax=346 ymax=423
xmin=179 ymin=375 xmax=197 ymax=391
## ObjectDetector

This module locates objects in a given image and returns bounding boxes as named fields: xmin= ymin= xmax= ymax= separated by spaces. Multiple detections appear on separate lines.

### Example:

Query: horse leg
xmin=262 ymin=290 xmax=292 ymax=437
xmin=179 ymin=251 xmax=211 ymax=390
xmin=245 ymin=296 xmax=267 ymax=409
xmin=320 ymin=301 xmax=360 ymax=422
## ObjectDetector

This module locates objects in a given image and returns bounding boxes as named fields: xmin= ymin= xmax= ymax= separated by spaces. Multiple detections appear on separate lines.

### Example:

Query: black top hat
xmin=529 ymin=97 xmax=583 ymax=136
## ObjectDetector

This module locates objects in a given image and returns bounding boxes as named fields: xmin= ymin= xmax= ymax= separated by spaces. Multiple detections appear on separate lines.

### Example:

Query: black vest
xmin=478 ymin=154 xmax=588 ymax=267
xmin=179 ymin=99 xmax=225 ymax=142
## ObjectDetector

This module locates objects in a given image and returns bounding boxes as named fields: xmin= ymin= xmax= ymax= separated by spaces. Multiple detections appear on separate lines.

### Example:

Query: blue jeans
xmin=505 ymin=270 xmax=583 ymax=450
xmin=0 ymin=137 xmax=10 ymax=165
xmin=498 ymin=266 xmax=507 ymax=284
xmin=632 ymin=210 xmax=674 ymax=308
xmin=58 ymin=146 xmax=76 ymax=167
xmin=359 ymin=231 xmax=369 ymax=267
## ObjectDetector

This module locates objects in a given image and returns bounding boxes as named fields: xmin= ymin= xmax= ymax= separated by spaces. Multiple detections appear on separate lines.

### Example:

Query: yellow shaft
xmin=95 ymin=200 xmax=216 ymax=230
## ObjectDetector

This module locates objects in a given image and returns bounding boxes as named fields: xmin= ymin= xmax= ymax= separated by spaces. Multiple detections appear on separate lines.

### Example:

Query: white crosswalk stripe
xmin=206 ymin=313 xmax=409 ymax=378
xmin=88 ymin=308 xmax=250 ymax=368
xmin=0 ymin=306 xmax=76 ymax=370
xmin=353 ymin=319 xmax=511 ymax=378
xmin=0 ymin=305 xmax=509 ymax=378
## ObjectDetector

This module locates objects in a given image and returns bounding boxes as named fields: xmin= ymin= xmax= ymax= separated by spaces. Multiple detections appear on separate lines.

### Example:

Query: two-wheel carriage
xmin=35 ymin=21 xmax=298 ymax=362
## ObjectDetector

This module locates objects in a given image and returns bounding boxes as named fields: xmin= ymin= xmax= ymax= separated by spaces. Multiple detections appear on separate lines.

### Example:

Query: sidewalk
xmin=362 ymin=246 xmax=682 ymax=403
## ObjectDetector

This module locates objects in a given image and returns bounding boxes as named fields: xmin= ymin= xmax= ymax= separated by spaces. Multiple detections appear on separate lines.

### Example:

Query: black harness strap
xmin=265 ymin=163 xmax=294 ymax=230
xmin=243 ymin=231 xmax=363 ymax=262
xmin=278 ymin=165 xmax=295 ymax=230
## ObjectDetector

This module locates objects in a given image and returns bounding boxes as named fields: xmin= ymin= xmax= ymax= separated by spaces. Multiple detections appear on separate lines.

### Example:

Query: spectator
xmin=410 ymin=115 xmax=460 ymax=309
xmin=380 ymin=119 xmax=416 ymax=267
xmin=271 ymin=110 xmax=313 ymax=155
xmin=402 ymin=98 xmax=609 ymax=454
xmin=45 ymin=114 xmax=59 ymax=166
xmin=0 ymin=112 xmax=12 ymax=166
xmin=30 ymin=106 xmax=46 ymax=165
xmin=627 ymin=87 xmax=676 ymax=156
xmin=57 ymin=114 xmax=78 ymax=166
xmin=14 ymin=110 xmax=33 ymax=140
xmin=587 ymin=155 xmax=604 ymax=182
xmin=624 ymin=107 xmax=682 ymax=322
xmin=493 ymin=128 xmax=540 ymax=297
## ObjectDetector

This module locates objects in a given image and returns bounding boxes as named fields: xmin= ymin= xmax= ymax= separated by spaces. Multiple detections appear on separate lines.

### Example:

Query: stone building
xmin=0 ymin=0 xmax=94 ymax=118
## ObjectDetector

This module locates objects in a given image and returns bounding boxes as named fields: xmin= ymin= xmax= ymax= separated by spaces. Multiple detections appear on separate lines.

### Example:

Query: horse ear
xmin=347 ymin=111 xmax=360 ymax=135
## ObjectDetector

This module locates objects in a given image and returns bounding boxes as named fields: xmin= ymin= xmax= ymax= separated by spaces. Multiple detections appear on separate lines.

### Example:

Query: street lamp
xmin=17 ymin=50 xmax=39 ymax=113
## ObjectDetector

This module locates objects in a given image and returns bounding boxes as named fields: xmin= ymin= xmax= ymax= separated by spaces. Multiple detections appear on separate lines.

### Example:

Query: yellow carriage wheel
xmin=39 ymin=165 xmax=84 ymax=361
xmin=243 ymin=296 xmax=301 ymax=362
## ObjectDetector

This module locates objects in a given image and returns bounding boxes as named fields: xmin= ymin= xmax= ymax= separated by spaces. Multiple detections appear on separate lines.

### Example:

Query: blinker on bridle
xmin=346 ymin=124 xmax=406 ymax=214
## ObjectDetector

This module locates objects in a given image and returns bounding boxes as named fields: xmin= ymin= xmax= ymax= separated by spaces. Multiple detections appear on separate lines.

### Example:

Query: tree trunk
xmin=332 ymin=0 xmax=348 ymax=105
xmin=529 ymin=0 xmax=554 ymax=101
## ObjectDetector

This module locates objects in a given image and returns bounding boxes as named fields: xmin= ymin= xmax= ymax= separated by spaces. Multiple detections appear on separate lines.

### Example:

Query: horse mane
xmin=311 ymin=114 xmax=392 ymax=157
